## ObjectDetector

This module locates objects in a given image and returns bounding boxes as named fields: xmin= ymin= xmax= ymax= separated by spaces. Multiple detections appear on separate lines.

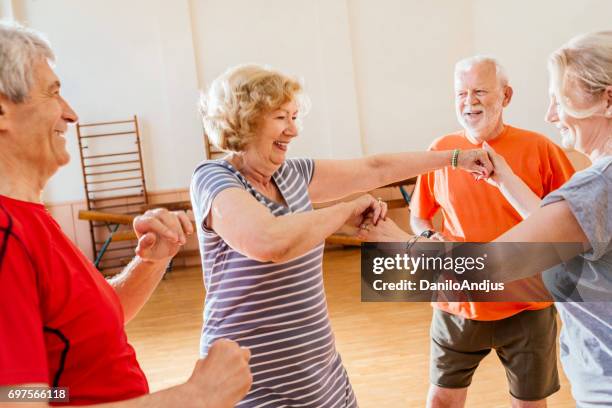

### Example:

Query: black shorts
xmin=429 ymin=307 xmax=560 ymax=401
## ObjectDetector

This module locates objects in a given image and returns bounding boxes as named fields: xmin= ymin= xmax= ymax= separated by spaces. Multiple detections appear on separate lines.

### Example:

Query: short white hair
xmin=0 ymin=20 xmax=55 ymax=103
xmin=454 ymin=55 xmax=509 ymax=87
xmin=549 ymin=31 xmax=612 ymax=119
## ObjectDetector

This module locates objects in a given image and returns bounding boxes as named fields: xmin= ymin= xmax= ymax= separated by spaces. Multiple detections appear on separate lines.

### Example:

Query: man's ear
xmin=0 ymin=95 xmax=10 ymax=132
xmin=502 ymin=86 xmax=513 ymax=107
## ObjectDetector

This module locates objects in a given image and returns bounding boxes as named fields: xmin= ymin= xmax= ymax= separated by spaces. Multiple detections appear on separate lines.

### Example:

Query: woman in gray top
xmin=361 ymin=31 xmax=611 ymax=407
xmin=483 ymin=31 xmax=612 ymax=408
xmin=190 ymin=63 xmax=493 ymax=407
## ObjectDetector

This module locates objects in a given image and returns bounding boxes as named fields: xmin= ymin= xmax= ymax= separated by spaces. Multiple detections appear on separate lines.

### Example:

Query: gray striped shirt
xmin=190 ymin=158 xmax=357 ymax=408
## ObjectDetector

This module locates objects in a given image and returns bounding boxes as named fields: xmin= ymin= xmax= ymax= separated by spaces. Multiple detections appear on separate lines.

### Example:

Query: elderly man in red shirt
xmin=0 ymin=21 xmax=251 ymax=407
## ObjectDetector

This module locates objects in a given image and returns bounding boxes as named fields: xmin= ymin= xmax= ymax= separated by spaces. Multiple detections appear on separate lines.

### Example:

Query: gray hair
xmin=454 ymin=55 xmax=509 ymax=87
xmin=0 ymin=20 xmax=54 ymax=103
xmin=549 ymin=31 xmax=612 ymax=119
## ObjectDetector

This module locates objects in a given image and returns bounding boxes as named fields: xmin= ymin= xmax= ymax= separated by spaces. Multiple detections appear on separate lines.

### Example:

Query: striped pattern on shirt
xmin=190 ymin=158 xmax=357 ymax=408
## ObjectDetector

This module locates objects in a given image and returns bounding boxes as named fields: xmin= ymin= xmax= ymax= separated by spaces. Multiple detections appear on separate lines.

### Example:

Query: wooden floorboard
xmin=125 ymin=248 xmax=574 ymax=407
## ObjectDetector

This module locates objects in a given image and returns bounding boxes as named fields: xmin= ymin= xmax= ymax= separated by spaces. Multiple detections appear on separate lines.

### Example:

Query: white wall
xmin=348 ymin=0 xmax=474 ymax=153
xmin=12 ymin=0 xmax=610 ymax=203
xmin=188 ymin=0 xmax=362 ymax=160
xmin=471 ymin=0 xmax=612 ymax=145
xmin=19 ymin=0 xmax=203 ymax=203
xmin=20 ymin=0 xmax=365 ymax=203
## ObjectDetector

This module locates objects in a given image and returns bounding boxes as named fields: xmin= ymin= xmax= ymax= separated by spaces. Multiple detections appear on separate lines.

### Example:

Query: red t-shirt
xmin=0 ymin=195 xmax=148 ymax=405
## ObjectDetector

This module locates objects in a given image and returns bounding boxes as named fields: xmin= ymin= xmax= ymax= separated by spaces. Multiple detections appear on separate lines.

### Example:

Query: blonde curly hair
xmin=199 ymin=64 xmax=308 ymax=153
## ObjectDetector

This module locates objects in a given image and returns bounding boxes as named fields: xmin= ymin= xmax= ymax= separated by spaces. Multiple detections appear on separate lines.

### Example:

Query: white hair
xmin=548 ymin=31 xmax=612 ymax=119
xmin=454 ymin=55 xmax=509 ymax=87
xmin=0 ymin=20 xmax=55 ymax=103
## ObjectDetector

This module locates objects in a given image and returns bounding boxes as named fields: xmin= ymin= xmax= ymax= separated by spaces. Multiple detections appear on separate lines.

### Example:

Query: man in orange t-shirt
xmin=410 ymin=57 xmax=574 ymax=407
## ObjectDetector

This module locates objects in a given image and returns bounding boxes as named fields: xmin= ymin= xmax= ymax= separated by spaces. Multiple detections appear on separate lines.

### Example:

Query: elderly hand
xmin=185 ymin=339 xmax=252 ymax=408
xmin=357 ymin=216 xmax=411 ymax=242
xmin=480 ymin=141 xmax=515 ymax=187
xmin=132 ymin=208 xmax=194 ymax=263
xmin=457 ymin=148 xmax=494 ymax=178
xmin=346 ymin=194 xmax=388 ymax=229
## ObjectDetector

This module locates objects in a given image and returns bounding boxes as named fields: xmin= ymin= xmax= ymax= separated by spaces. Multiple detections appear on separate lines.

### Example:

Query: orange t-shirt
xmin=410 ymin=125 xmax=575 ymax=321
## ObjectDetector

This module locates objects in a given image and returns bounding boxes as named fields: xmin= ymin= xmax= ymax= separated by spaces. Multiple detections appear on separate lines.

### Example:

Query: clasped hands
xmin=347 ymin=146 xmax=511 ymax=242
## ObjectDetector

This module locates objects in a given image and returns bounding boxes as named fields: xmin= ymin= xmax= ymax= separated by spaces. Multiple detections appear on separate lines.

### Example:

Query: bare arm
xmin=482 ymin=142 xmax=542 ymax=218
xmin=108 ymin=209 xmax=193 ymax=323
xmin=494 ymin=173 xmax=542 ymax=219
xmin=480 ymin=200 xmax=590 ymax=282
xmin=432 ymin=201 xmax=589 ymax=284
xmin=209 ymin=188 xmax=383 ymax=263
xmin=359 ymin=201 xmax=590 ymax=285
xmin=495 ymin=199 xmax=588 ymax=243
xmin=356 ymin=199 xmax=588 ymax=247
xmin=7 ymin=340 xmax=252 ymax=408
xmin=107 ymin=257 xmax=169 ymax=324
xmin=309 ymin=150 xmax=492 ymax=203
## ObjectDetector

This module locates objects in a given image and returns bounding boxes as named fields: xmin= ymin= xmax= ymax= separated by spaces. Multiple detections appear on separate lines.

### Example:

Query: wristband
xmin=451 ymin=149 xmax=460 ymax=169
xmin=420 ymin=230 xmax=435 ymax=238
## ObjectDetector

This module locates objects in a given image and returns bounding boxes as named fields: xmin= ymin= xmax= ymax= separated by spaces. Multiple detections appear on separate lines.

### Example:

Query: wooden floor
xmin=126 ymin=248 xmax=575 ymax=407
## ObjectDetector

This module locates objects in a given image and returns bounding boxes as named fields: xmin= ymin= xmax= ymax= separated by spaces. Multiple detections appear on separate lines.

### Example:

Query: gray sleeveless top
xmin=190 ymin=158 xmax=357 ymax=408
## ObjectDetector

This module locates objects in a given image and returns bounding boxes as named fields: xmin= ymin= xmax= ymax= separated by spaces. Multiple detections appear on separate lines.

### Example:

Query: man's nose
xmin=61 ymin=96 xmax=78 ymax=123
xmin=467 ymin=91 xmax=479 ymax=105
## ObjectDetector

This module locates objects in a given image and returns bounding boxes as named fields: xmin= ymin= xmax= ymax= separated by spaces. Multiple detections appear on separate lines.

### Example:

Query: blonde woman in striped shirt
xmin=191 ymin=64 xmax=493 ymax=407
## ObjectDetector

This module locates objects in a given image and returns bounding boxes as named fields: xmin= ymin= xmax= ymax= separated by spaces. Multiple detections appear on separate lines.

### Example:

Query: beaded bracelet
xmin=451 ymin=149 xmax=460 ymax=169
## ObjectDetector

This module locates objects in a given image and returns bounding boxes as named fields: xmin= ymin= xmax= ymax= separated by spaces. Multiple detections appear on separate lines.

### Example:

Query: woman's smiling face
xmin=246 ymin=100 xmax=299 ymax=167
xmin=545 ymin=74 xmax=609 ymax=154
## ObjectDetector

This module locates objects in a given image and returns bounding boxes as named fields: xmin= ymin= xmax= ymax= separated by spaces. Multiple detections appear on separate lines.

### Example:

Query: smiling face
xmin=244 ymin=100 xmax=299 ymax=169
xmin=545 ymin=92 xmax=578 ymax=150
xmin=0 ymin=58 xmax=78 ymax=178
xmin=545 ymin=74 xmax=610 ymax=155
xmin=454 ymin=61 xmax=512 ymax=143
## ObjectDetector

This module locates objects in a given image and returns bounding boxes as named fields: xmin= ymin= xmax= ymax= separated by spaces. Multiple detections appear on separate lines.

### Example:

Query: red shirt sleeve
xmin=542 ymin=142 xmax=575 ymax=195
xmin=0 ymin=233 xmax=49 ymax=385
